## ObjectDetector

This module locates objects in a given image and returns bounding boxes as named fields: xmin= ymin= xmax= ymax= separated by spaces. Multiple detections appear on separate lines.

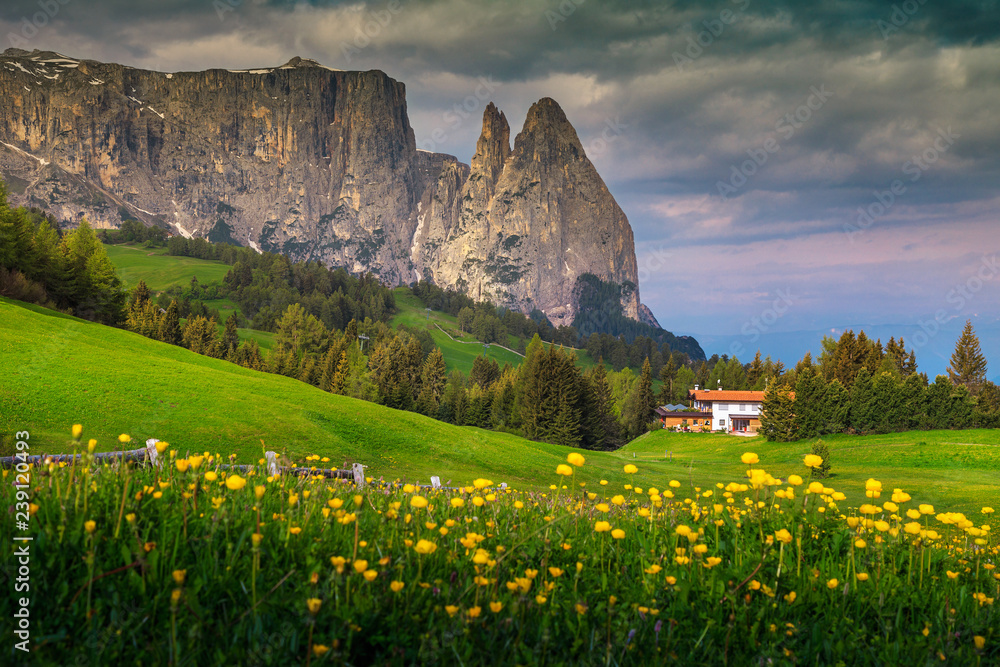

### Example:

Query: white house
xmin=688 ymin=387 xmax=770 ymax=434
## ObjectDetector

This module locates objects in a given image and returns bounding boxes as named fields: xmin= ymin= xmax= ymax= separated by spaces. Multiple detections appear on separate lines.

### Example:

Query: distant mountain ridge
xmin=0 ymin=48 xmax=663 ymax=333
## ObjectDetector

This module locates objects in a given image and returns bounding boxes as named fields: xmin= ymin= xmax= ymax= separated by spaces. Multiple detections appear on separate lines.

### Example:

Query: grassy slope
xmin=0 ymin=297 xmax=634 ymax=490
xmin=105 ymin=244 xmax=231 ymax=291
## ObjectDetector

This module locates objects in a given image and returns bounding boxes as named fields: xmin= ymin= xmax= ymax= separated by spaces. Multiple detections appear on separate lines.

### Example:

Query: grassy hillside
xmin=3 ymin=295 xmax=998 ymax=513
xmin=0 ymin=297 xmax=634 ymax=490
xmin=104 ymin=244 xmax=231 ymax=291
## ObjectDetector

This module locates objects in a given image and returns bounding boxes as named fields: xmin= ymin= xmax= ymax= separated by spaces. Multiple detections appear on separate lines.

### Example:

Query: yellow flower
xmin=623 ymin=464 xmax=638 ymax=474
xmin=975 ymin=636 xmax=986 ymax=650
xmin=451 ymin=497 xmax=465 ymax=508
xmin=125 ymin=513 xmax=136 ymax=524
xmin=982 ymin=507 xmax=995 ymax=515
xmin=445 ymin=605 xmax=459 ymax=617
xmin=555 ymin=464 xmax=573 ymax=476
xmin=567 ymin=452 xmax=585 ymax=467
xmin=611 ymin=495 xmax=625 ymax=506
xmin=363 ymin=569 xmax=378 ymax=582
xmin=473 ymin=478 xmax=493 ymax=489
xmin=188 ymin=455 xmax=204 ymax=470
xmin=353 ymin=560 xmax=368 ymax=574
xmin=784 ymin=591 xmax=797 ymax=603
xmin=611 ymin=529 xmax=626 ymax=539
xmin=704 ymin=557 xmax=722 ymax=568
xmin=741 ymin=452 xmax=759 ymax=465
xmin=87 ymin=439 xmax=97 ymax=453
xmin=414 ymin=539 xmax=437 ymax=555
xmin=535 ymin=595 xmax=547 ymax=605
xmin=575 ymin=603 xmax=588 ymax=615
xmin=290 ymin=527 xmax=302 ymax=535
xmin=856 ymin=573 xmax=869 ymax=582
xmin=84 ymin=520 xmax=96 ymax=534
xmin=466 ymin=606 xmax=482 ymax=619
xmin=226 ymin=474 xmax=247 ymax=491
xmin=252 ymin=533 xmax=263 ymax=547
xmin=204 ymin=471 xmax=218 ymax=482
xmin=787 ymin=474 xmax=803 ymax=486
xmin=490 ymin=601 xmax=503 ymax=613
xmin=306 ymin=598 xmax=322 ymax=615
xmin=594 ymin=521 xmax=611 ymax=533
xmin=918 ymin=504 xmax=935 ymax=515
xmin=675 ymin=525 xmax=691 ymax=537
xmin=389 ymin=580 xmax=405 ymax=593
xmin=826 ymin=578 xmax=839 ymax=589
xmin=72 ymin=424 xmax=83 ymax=439
xmin=175 ymin=458 xmax=190 ymax=473
xmin=803 ymin=454 xmax=823 ymax=468
xmin=774 ymin=529 xmax=792 ymax=545
xmin=118 ymin=434 xmax=131 ymax=445
xmin=172 ymin=569 xmax=186 ymax=585
xmin=854 ymin=539 xmax=867 ymax=549
xmin=313 ymin=645 xmax=330 ymax=657
xmin=946 ymin=570 xmax=959 ymax=580
xmin=548 ymin=567 xmax=564 ymax=578
xmin=171 ymin=589 xmax=182 ymax=605
xmin=595 ymin=503 xmax=610 ymax=513
xmin=155 ymin=441 xmax=169 ymax=454
xmin=410 ymin=495 xmax=428 ymax=509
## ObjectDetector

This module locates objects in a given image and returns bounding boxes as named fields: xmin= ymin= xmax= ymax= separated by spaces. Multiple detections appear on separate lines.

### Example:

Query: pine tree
xmin=416 ymin=348 xmax=447 ymax=417
xmin=947 ymin=320 xmax=988 ymax=395
xmin=158 ymin=299 xmax=182 ymax=345
xmin=223 ymin=313 xmax=240 ymax=360
xmin=330 ymin=352 xmax=349 ymax=395
xmin=871 ymin=371 xmax=901 ymax=433
xmin=793 ymin=366 xmax=824 ymax=439
xmin=847 ymin=367 xmax=876 ymax=433
xmin=657 ymin=355 xmax=676 ymax=405
xmin=759 ymin=382 xmax=796 ymax=442
xmin=586 ymin=361 xmax=621 ymax=450
xmin=746 ymin=350 xmax=765 ymax=389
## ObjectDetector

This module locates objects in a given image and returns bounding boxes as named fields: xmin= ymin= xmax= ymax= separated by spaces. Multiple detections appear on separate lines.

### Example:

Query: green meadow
xmin=3 ymin=296 xmax=998 ymax=514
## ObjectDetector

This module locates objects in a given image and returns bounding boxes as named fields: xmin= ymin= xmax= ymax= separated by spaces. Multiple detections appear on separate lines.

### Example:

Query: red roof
xmin=689 ymin=390 xmax=765 ymax=402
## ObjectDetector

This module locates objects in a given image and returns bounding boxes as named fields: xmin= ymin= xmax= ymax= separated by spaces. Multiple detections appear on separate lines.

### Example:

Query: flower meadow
xmin=3 ymin=428 xmax=998 ymax=666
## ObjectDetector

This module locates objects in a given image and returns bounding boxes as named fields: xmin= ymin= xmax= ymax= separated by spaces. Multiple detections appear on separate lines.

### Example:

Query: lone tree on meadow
xmin=947 ymin=320 xmax=987 ymax=395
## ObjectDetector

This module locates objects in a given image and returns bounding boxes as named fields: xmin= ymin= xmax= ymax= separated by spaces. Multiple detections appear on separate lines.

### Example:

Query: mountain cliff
xmin=0 ymin=49 xmax=647 ymax=327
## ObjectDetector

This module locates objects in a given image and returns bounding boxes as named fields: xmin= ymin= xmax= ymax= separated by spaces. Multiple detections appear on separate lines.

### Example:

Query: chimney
xmin=694 ymin=384 xmax=699 ymax=391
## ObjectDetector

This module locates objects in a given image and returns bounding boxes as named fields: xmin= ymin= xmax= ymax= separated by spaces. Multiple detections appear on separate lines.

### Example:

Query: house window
xmin=718 ymin=419 xmax=725 ymax=426
xmin=705 ymin=420 xmax=711 ymax=426
xmin=741 ymin=404 xmax=747 ymax=412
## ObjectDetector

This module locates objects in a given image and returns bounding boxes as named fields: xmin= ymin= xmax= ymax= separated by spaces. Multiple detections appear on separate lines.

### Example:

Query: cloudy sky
xmin=3 ymin=0 xmax=999 ymax=375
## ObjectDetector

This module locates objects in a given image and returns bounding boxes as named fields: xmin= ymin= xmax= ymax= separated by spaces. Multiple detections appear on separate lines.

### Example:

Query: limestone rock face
xmin=0 ymin=50 xmax=649 ymax=327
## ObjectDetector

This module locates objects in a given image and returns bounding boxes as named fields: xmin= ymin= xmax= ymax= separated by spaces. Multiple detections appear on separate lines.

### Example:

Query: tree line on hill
xmin=0 ymin=190 xmax=126 ymax=324
xmin=758 ymin=324 xmax=999 ymax=440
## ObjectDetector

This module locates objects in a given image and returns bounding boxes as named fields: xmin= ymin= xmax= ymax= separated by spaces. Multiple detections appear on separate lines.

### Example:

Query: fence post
xmin=265 ymin=451 xmax=279 ymax=476
xmin=145 ymin=439 xmax=161 ymax=468
xmin=352 ymin=463 xmax=366 ymax=490
xmin=430 ymin=476 xmax=441 ymax=489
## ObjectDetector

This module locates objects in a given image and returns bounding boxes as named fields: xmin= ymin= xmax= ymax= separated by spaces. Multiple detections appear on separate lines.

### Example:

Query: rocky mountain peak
xmin=0 ymin=52 xmax=655 ymax=330
xmin=469 ymin=102 xmax=510 ymax=196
